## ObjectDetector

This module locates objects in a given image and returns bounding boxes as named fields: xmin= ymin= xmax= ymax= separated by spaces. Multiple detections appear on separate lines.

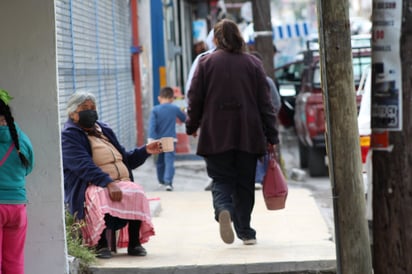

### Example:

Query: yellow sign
xmin=159 ymin=66 xmax=166 ymax=88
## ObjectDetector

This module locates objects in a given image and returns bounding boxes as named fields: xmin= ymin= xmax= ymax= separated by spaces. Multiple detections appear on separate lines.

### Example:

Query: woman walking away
xmin=186 ymin=19 xmax=279 ymax=245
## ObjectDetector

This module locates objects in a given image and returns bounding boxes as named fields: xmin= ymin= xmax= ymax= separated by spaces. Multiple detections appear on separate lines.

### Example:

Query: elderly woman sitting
xmin=62 ymin=91 xmax=162 ymax=258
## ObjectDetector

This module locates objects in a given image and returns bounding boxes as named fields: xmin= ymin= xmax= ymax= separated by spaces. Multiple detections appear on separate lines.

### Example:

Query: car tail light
xmin=306 ymin=107 xmax=317 ymax=137
xmin=360 ymin=135 xmax=370 ymax=163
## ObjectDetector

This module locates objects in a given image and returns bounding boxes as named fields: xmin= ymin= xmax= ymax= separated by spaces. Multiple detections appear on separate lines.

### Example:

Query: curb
xmin=87 ymin=260 xmax=336 ymax=274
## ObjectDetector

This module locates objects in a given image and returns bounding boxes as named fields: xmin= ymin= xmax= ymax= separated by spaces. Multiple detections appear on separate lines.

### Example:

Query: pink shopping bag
xmin=262 ymin=150 xmax=288 ymax=210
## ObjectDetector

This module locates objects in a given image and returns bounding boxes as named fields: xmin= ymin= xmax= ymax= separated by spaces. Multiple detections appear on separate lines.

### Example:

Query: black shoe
xmin=127 ymin=245 xmax=147 ymax=256
xmin=96 ymin=247 xmax=112 ymax=259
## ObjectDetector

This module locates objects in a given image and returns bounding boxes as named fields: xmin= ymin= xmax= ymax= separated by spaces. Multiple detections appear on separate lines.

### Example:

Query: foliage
xmin=65 ymin=210 xmax=96 ymax=267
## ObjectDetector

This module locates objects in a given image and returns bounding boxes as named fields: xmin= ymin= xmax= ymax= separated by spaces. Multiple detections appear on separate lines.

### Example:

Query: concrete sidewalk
xmin=86 ymin=158 xmax=337 ymax=274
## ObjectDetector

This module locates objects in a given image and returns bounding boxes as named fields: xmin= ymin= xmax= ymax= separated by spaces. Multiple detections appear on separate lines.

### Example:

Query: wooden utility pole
xmin=373 ymin=1 xmax=412 ymax=273
xmin=251 ymin=0 xmax=284 ymax=163
xmin=317 ymin=1 xmax=372 ymax=273
xmin=251 ymin=0 xmax=274 ymax=79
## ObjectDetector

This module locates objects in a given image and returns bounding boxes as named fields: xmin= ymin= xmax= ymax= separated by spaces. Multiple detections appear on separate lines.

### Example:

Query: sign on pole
xmin=371 ymin=1 xmax=402 ymax=131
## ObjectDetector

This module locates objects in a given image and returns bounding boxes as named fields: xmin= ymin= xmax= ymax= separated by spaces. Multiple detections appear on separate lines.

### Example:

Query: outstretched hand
xmin=146 ymin=140 xmax=163 ymax=154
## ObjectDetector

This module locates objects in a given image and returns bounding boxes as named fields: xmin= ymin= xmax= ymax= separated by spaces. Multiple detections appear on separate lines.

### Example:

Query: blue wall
xmin=150 ymin=0 xmax=166 ymax=106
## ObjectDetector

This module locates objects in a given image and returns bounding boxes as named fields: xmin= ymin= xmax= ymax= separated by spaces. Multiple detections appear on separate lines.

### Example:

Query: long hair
xmin=0 ymin=100 xmax=29 ymax=167
xmin=213 ymin=19 xmax=246 ymax=53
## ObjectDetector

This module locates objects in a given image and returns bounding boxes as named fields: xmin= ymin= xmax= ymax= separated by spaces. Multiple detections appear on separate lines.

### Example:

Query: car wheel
xmin=308 ymin=147 xmax=329 ymax=177
xmin=298 ymin=141 xmax=308 ymax=168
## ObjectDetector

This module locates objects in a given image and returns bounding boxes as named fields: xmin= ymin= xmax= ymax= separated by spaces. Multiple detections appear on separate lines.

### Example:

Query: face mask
xmin=78 ymin=110 xmax=98 ymax=128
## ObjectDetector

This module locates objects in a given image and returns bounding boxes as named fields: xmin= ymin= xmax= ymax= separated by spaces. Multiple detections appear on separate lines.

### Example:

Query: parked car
xmin=274 ymin=55 xmax=304 ymax=128
xmin=292 ymin=35 xmax=371 ymax=176
xmin=275 ymin=35 xmax=372 ymax=131
xmin=357 ymin=66 xmax=372 ymax=222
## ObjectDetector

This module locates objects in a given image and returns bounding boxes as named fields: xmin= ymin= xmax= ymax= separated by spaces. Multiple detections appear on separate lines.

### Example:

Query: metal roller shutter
xmin=56 ymin=0 xmax=136 ymax=149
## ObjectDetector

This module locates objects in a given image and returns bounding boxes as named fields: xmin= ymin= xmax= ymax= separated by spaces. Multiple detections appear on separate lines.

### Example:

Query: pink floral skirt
xmin=81 ymin=181 xmax=155 ymax=248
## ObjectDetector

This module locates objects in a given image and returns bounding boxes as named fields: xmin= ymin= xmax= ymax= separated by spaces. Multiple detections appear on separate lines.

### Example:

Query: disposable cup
xmin=160 ymin=137 xmax=174 ymax=152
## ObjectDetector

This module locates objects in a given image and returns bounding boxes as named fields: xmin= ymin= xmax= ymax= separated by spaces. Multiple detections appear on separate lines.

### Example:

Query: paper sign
xmin=371 ymin=1 xmax=402 ymax=131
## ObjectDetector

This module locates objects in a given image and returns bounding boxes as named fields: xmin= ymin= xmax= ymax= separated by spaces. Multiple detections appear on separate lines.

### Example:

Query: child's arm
xmin=177 ymin=107 xmax=187 ymax=123
xmin=148 ymin=110 xmax=157 ymax=141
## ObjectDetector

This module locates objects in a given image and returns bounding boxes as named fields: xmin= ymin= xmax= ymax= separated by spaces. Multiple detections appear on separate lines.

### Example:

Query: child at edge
xmin=0 ymin=89 xmax=35 ymax=274
xmin=148 ymin=86 xmax=186 ymax=191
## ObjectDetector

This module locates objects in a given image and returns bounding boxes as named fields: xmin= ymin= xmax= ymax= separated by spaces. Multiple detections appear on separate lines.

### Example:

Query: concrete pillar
xmin=138 ymin=0 xmax=155 ymax=127
xmin=0 ymin=1 xmax=68 ymax=273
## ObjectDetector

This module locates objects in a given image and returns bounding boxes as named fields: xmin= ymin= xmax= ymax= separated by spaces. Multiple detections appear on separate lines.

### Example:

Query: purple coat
xmin=186 ymin=49 xmax=279 ymax=156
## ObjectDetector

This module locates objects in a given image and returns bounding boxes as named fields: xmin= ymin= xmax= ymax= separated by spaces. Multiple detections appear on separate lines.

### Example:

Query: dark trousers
xmin=204 ymin=150 xmax=258 ymax=240
xmin=97 ymin=215 xmax=141 ymax=249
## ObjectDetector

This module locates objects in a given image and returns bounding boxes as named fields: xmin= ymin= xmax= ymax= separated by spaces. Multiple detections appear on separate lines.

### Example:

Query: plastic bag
xmin=262 ymin=150 xmax=288 ymax=210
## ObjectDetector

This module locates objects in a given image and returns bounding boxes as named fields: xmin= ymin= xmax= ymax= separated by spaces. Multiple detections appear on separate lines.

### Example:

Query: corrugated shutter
xmin=56 ymin=0 xmax=136 ymax=149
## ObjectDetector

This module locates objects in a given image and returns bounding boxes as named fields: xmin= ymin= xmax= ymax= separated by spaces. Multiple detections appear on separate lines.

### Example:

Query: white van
xmin=357 ymin=66 xmax=372 ymax=222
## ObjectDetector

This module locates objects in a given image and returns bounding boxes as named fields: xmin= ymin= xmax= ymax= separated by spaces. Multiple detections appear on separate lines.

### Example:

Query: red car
xmin=291 ymin=36 xmax=371 ymax=176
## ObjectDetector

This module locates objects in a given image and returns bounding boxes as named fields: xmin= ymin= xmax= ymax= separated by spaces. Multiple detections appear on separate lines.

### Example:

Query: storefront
xmin=55 ymin=0 xmax=136 ymax=149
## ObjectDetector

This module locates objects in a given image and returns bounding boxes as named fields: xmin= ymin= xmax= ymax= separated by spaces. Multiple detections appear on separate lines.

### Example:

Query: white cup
xmin=160 ymin=137 xmax=174 ymax=152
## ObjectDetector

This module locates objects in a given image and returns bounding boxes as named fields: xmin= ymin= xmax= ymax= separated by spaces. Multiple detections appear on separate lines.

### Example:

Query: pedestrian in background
xmin=148 ymin=86 xmax=187 ymax=191
xmin=0 ymin=89 xmax=34 ymax=274
xmin=186 ymin=19 xmax=279 ymax=245
xmin=249 ymin=51 xmax=281 ymax=190
xmin=185 ymin=30 xmax=217 ymax=191
xmin=62 ymin=91 xmax=162 ymax=258
xmin=185 ymin=25 xmax=217 ymax=100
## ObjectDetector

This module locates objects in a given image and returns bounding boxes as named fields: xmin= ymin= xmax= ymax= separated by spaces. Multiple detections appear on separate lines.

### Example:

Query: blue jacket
xmin=61 ymin=119 xmax=150 ymax=219
xmin=148 ymin=103 xmax=186 ymax=140
xmin=0 ymin=123 xmax=34 ymax=204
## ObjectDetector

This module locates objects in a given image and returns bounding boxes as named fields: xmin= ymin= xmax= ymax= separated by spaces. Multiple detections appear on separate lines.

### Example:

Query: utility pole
xmin=373 ymin=1 xmax=412 ymax=273
xmin=317 ymin=1 xmax=372 ymax=273
xmin=251 ymin=0 xmax=284 ymax=164
xmin=251 ymin=0 xmax=274 ymax=79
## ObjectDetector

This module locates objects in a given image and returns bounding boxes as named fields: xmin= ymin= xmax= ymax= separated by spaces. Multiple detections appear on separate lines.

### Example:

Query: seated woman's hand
xmin=107 ymin=182 xmax=122 ymax=201
xmin=146 ymin=140 xmax=162 ymax=154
